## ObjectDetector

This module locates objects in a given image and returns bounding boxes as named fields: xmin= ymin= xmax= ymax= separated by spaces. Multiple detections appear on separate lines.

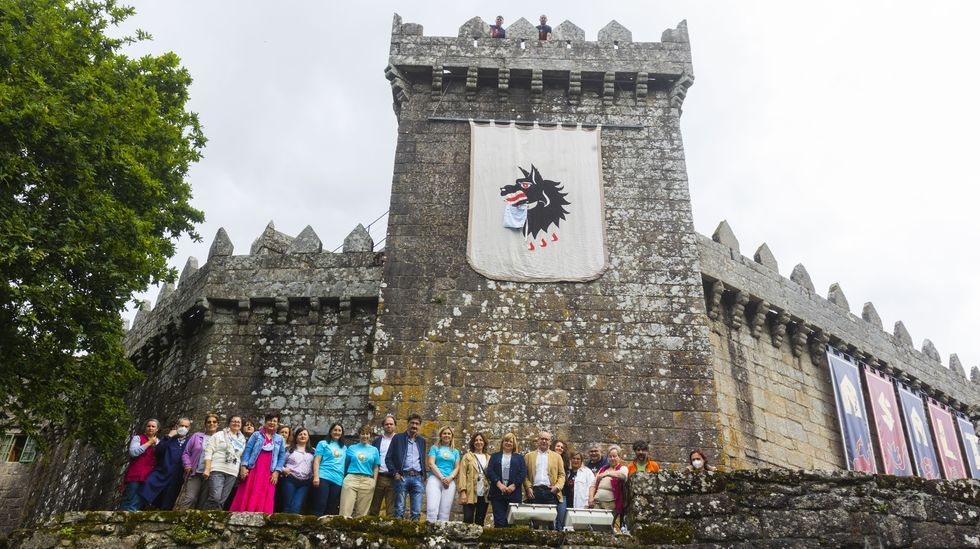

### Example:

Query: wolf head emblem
xmin=500 ymin=165 xmax=571 ymax=250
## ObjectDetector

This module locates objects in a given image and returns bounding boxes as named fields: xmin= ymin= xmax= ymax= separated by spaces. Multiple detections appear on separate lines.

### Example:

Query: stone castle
xmin=1 ymin=14 xmax=978 ymax=533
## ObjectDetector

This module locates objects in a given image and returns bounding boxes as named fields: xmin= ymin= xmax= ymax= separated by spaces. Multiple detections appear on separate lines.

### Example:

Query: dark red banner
xmin=863 ymin=369 xmax=912 ymax=476
xmin=927 ymin=400 xmax=966 ymax=480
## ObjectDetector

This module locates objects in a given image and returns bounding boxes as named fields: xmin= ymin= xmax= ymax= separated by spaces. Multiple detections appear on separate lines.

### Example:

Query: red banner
xmin=927 ymin=400 xmax=966 ymax=480
xmin=863 ymin=369 xmax=912 ymax=476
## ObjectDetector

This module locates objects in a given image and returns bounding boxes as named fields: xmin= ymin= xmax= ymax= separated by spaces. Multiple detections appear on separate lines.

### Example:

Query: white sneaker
xmin=620 ymin=526 xmax=630 ymax=535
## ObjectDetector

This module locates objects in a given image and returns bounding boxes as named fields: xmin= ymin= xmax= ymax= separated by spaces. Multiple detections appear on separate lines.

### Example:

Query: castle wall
xmin=20 ymin=228 xmax=383 ymax=524
xmin=708 ymin=316 xmax=845 ymax=470
xmin=699 ymin=233 xmax=980 ymax=470
xmin=369 ymin=17 xmax=720 ymax=462
xmin=0 ymin=461 xmax=36 ymax=532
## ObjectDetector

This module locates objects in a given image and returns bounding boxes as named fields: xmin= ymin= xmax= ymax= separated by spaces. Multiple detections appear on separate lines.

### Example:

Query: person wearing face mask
xmin=138 ymin=417 xmax=193 ymax=510
xmin=231 ymin=412 xmax=287 ymax=513
xmin=202 ymin=415 xmax=247 ymax=510
xmin=686 ymin=449 xmax=716 ymax=473
xmin=175 ymin=413 xmax=220 ymax=509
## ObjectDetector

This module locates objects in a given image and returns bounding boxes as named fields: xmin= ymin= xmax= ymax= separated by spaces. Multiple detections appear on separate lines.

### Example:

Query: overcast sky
xmin=118 ymin=1 xmax=980 ymax=377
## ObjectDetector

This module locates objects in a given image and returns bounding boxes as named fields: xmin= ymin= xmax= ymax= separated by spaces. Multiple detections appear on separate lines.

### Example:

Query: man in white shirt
xmin=523 ymin=431 xmax=565 ymax=529
xmin=369 ymin=414 xmax=398 ymax=516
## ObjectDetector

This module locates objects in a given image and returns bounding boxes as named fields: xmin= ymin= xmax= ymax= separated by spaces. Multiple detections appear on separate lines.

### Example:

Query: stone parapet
xmin=7 ymin=512 xmax=626 ymax=548
xmin=387 ymin=14 xmax=694 ymax=112
xmin=699 ymin=233 xmax=980 ymax=412
xmin=629 ymin=469 xmax=980 ymax=547
xmin=123 ymin=224 xmax=383 ymax=360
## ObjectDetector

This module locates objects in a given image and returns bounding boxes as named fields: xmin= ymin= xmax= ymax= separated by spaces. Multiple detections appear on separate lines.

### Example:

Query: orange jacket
xmin=627 ymin=459 xmax=660 ymax=476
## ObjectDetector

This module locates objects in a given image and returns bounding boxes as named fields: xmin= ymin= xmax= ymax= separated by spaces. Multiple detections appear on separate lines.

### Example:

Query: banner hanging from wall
xmin=955 ymin=415 xmax=980 ymax=479
xmin=863 ymin=368 xmax=913 ymax=476
xmin=467 ymin=121 xmax=608 ymax=282
xmin=927 ymin=400 xmax=966 ymax=480
xmin=896 ymin=385 xmax=941 ymax=479
xmin=826 ymin=352 xmax=876 ymax=473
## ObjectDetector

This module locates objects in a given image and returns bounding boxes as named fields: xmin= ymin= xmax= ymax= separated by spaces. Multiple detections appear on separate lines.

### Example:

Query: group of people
xmin=119 ymin=411 xmax=715 ymax=530
xmin=489 ymin=14 xmax=554 ymax=41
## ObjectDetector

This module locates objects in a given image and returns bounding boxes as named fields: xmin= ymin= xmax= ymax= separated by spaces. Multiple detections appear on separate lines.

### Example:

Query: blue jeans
xmin=313 ymin=480 xmax=343 ymax=516
xmin=531 ymin=485 xmax=559 ymax=530
xmin=280 ymin=475 xmax=311 ymax=514
xmin=393 ymin=474 xmax=424 ymax=520
xmin=119 ymin=481 xmax=144 ymax=511
xmin=555 ymin=499 xmax=567 ymax=530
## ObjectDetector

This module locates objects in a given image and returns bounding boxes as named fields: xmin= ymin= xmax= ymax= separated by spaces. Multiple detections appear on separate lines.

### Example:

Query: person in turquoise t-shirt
xmin=312 ymin=423 xmax=346 ymax=515
xmin=424 ymin=427 xmax=461 ymax=522
xmin=339 ymin=425 xmax=381 ymax=517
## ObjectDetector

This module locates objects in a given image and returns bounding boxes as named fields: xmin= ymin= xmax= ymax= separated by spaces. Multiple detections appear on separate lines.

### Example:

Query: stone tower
xmin=370 ymin=15 xmax=719 ymax=458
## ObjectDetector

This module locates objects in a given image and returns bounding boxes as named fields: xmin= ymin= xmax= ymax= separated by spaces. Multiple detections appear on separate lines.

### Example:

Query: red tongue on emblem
xmin=505 ymin=191 xmax=526 ymax=203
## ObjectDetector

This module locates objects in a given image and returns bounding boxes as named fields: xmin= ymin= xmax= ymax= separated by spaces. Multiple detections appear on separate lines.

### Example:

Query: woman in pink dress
xmin=230 ymin=412 xmax=286 ymax=513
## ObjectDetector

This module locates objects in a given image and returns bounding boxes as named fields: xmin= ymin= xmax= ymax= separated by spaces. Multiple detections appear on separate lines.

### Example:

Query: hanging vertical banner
xmin=956 ymin=415 xmax=980 ymax=479
xmin=896 ymin=385 xmax=940 ymax=479
xmin=467 ymin=122 xmax=608 ymax=282
xmin=927 ymin=400 xmax=966 ymax=480
xmin=863 ymin=368 xmax=913 ymax=476
xmin=826 ymin=352 xmax=876 ymax=473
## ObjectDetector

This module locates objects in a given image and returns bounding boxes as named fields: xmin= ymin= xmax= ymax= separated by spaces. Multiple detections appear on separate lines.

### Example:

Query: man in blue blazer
xmin=384 ymin=413 xmax=426 ymax=520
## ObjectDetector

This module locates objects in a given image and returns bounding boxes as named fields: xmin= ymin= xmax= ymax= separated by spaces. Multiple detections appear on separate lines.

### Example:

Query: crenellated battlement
xmin=123 ymin=222 xmax=383 ymax=363
xmin=699 ymin=220 xmax=980 ymax=417
xmin=386 ymin=14 xmax=694 ymax=113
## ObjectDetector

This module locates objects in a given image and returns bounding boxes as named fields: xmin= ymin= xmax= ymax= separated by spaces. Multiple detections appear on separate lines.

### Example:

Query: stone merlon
xmin=123 ymin=226 xmax=383 ymax=357
xmin=390 ymin=14 xmax=693 ymax=79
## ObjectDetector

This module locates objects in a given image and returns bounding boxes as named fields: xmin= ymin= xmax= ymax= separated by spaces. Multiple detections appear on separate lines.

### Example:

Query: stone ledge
xmin=6 ymin=512 xmax=629 ymax=548
xmin=629 ymin=470 xmax=980 ymax=547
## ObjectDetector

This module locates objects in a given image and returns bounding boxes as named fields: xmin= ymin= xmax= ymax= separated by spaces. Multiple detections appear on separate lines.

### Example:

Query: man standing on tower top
xmin=490 ymin=15 xmax=506 ymax=38
xmin=537 ymin=15 xmax=552 ymax=41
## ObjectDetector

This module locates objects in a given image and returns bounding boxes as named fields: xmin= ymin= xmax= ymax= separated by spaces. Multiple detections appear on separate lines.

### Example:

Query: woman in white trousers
xmin=425 ymin=427 xmax=461 ymax=522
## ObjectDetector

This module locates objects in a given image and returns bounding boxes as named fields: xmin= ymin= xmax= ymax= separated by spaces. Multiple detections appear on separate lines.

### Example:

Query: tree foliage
xmin=0 ymin=0 xmax=205 ymax=452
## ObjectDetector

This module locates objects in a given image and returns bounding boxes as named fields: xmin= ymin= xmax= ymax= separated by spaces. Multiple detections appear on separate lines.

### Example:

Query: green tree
xmin=0 ymin=0 xmax=205 ymax=452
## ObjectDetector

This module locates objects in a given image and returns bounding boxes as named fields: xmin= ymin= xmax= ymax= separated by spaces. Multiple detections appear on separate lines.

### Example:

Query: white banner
xmin=467 ymin=122 xmax=608 ymax=282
